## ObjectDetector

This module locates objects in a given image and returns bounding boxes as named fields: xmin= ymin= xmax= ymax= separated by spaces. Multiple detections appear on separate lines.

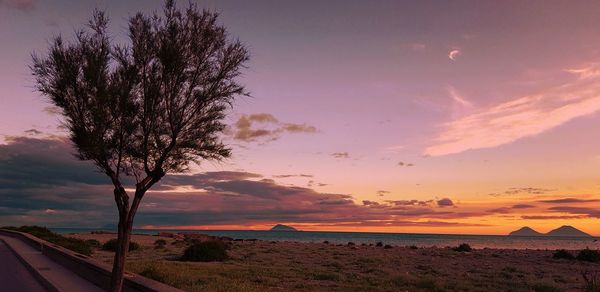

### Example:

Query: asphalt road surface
xmin=0 ymin=240 xmax=46 ymax=292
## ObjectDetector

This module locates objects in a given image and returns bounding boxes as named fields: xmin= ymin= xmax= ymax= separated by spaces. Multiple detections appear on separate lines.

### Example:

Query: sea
xmin=50 ymin=228 xmax=600 ymax=250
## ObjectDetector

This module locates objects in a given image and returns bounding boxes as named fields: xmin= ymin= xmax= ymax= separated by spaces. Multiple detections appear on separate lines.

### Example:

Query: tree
xmin=31 ymin=1 xmax=249 ymax=291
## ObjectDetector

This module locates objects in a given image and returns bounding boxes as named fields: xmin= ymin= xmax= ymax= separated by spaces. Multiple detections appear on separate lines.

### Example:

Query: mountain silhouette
xmin=269 ymin=224 xmax=298 ymax=231
xmin=509 ymin=226 xmax=543 ymax=236
xmin=546 ymin=225 xmax=592 ymax=237
xmin=509 ymin=225 xmax=592 ymax=237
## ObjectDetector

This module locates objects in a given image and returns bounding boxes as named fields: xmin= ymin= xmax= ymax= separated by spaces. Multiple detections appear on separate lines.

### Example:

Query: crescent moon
xmin=448 ymin=49 xmax=461 ymax=61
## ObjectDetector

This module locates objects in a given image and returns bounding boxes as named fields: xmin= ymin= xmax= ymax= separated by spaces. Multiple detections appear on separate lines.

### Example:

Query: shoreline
xmin=57 ymin=229 xmax=600 ymax=251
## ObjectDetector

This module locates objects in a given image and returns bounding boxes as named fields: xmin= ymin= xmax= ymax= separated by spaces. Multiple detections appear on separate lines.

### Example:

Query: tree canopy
xmin=32 ymin=1 xmax=249 ymax=188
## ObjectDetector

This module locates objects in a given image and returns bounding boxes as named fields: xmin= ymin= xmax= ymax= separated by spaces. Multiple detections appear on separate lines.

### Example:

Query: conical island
xmin=269 ymin=224 xmax=298 ymax=231
xmin=509 ymin=225 xmax=592 ymax=237
xmin=508 ymin=227 xmax=543 ymax=236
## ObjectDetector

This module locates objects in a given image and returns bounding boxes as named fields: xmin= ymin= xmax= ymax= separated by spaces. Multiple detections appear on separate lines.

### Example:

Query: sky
xmin=2 ymin=0 xmax=600 ymax=235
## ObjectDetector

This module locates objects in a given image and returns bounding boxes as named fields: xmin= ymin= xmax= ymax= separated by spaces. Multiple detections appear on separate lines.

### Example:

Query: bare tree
xmin=31 ymin=1 xmax=249 ymax=291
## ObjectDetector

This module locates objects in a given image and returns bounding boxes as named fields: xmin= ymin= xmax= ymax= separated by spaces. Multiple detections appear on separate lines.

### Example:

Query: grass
xmin=83 ymin=239 xmax=589 ymax=292
xmin=3 ymin=225 xmax=92 ymax=256
xmin=102 ymin=238 xmax=140 ymax=252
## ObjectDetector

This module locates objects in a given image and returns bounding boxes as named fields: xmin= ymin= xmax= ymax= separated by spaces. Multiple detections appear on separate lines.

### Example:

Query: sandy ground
xmin=69 ymin=232 xmax=600 ymax=291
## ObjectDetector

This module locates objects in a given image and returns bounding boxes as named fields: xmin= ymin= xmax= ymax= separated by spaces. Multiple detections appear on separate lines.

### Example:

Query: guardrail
xmin=0 ymin=229 xmax=181 ymax=292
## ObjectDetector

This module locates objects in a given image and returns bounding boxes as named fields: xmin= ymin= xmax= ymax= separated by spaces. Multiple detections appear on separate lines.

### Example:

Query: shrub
xmin=376 ymin=242 xmax=383 ymax=247
xmin=102 ymin=239 xmax=140 ymax=252
xmin=552 ymin=249 xmax=574 ymax=260
xmin=577 ymin=248 xmax=600 ymax=263
xmin=347 ymin=242 xmax=355 ymax=246
xmin=154 ymin=239 xmax=167 ymax=249
xmin=85 ymin=239 xmax=101 ymax=248
xmin=384 ymin=244 xmax=393 ymax=249
xmin=4 ymin=226 xmax=92 ymax=255
xmin=409 ymin=245 xmax=419 ymax=250
xmin=180 ymin=241 xmax=228 ymax=262
xmin=453 ymin=243 xmax=472 ymax=252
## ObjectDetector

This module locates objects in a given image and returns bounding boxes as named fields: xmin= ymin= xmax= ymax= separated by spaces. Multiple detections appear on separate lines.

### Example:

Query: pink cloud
xmin=425 ymin=63 xmax=600 ymax=156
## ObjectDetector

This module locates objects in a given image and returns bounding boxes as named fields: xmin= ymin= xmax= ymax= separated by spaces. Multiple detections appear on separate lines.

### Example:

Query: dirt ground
xmin=70 ymin=232 xmax=600 ymax=291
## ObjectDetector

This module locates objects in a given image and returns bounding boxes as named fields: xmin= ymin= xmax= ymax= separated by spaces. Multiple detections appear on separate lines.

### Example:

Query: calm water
xmin=50 ymin=228 xmax=600 ymax=250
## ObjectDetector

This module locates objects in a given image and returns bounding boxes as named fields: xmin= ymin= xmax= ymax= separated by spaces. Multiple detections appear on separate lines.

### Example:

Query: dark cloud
xmin=398 ymin=162 xmax=414 ymax=167
xmin=0 ymin=0 xmax=35 ymax=11
xmin=231 ymin=113 xmax=317 ymax=142
xmin=486 ymin=204 xmax=537 ymax=214
xmin=43 ymin=105 xmax=61 ymax=115
xmin=272 ymin=174 xmax=313 ymax=178
xmin=521 ymin=215 xmax=587 ymax=220
xmin=0 ymin=137 xmax=109 ymax=189
xmin=488 ymin=187 xmax=555 ymax=197
xmin=386 ymin=200 xmax=432 ymax=207
xmin=0 ymin=137 xmax=488 ymax=228
xmin=331 ymin=152 xmax=350 ymax=159
xmin=436 ymin=198 xmax=454 ymax=207
xmin=281 ymin=123 xmax=317 ymax=133
xmin=362 ymin=200 xmax=380 ymax=206
xmin=538 ymin=198 xmax=599 ymax=204
xmin=24 ymin=129 xmax=42 ymax=135
xmin=155 ymin=171 xmax=262 ymax=190
xmin=376 ymin=190 xmax=390 ymax=197
xmin=486 ymin=207 xmax=511 ymax=214
xmin=548 ymin=206 xmax=600 ymax=218
xmin=512 ymin=204 xmax=535 ymax=209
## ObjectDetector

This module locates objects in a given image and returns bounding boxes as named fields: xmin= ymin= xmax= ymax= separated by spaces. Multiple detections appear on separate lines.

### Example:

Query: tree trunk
xmin=110 ymin=211 xmax=132 ymax=292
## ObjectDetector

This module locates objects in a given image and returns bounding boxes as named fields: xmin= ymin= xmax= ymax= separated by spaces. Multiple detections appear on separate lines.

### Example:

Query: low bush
xmin=154 ymin=239 xmax=167 ymax=249
xmin=180 ymin=240 xmax=228 ymax=262
xmin=102 ymin=239 xmax=140 ymax=252
xmin=453 ymin=243 xmax=472 ymax=252
xmin=4 ymin=226 xmax=92 ymax=256
xmin=376 ymin=242 xmax=383 ymax=247
xmin=577 ymin=248 xmax=600 ymax=263
xmin=552 ymin=249 xmax=574 ymax=260
xmin=85 ymin=239 xmax=101 ymax=248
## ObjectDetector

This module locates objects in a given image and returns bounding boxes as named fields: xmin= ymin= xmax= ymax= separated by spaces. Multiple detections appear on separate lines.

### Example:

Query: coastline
xmin=54 ymin=228 xmax=600 ymax=250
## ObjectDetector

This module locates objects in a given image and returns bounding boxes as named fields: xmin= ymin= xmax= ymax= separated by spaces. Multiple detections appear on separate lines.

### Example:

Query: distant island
xmin=509 ymin=225 xmax=592 ymax=237
xmin=269 ymin=224 xmax=298 ymax=231
xmin=509 ymin=227 xmax=543 ymax=236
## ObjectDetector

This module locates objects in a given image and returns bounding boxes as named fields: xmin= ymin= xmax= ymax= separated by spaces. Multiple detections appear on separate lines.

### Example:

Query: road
xmin=0 ymin=240 xmax=46 ymax=292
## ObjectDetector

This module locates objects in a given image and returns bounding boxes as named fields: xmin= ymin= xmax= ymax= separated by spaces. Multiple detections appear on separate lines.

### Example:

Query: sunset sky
xmin=2 ymin=0 xmax=600 ymax=235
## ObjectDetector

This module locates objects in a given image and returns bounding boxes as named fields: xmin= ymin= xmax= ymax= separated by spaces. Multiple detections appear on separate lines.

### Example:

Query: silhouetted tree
xmin=31 ymin=1 xmax=248 ymax=291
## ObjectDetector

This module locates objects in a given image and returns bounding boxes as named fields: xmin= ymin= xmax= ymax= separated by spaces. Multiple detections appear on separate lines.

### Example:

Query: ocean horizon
xmin=50 ymin=227 xmax=599 ymax=250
